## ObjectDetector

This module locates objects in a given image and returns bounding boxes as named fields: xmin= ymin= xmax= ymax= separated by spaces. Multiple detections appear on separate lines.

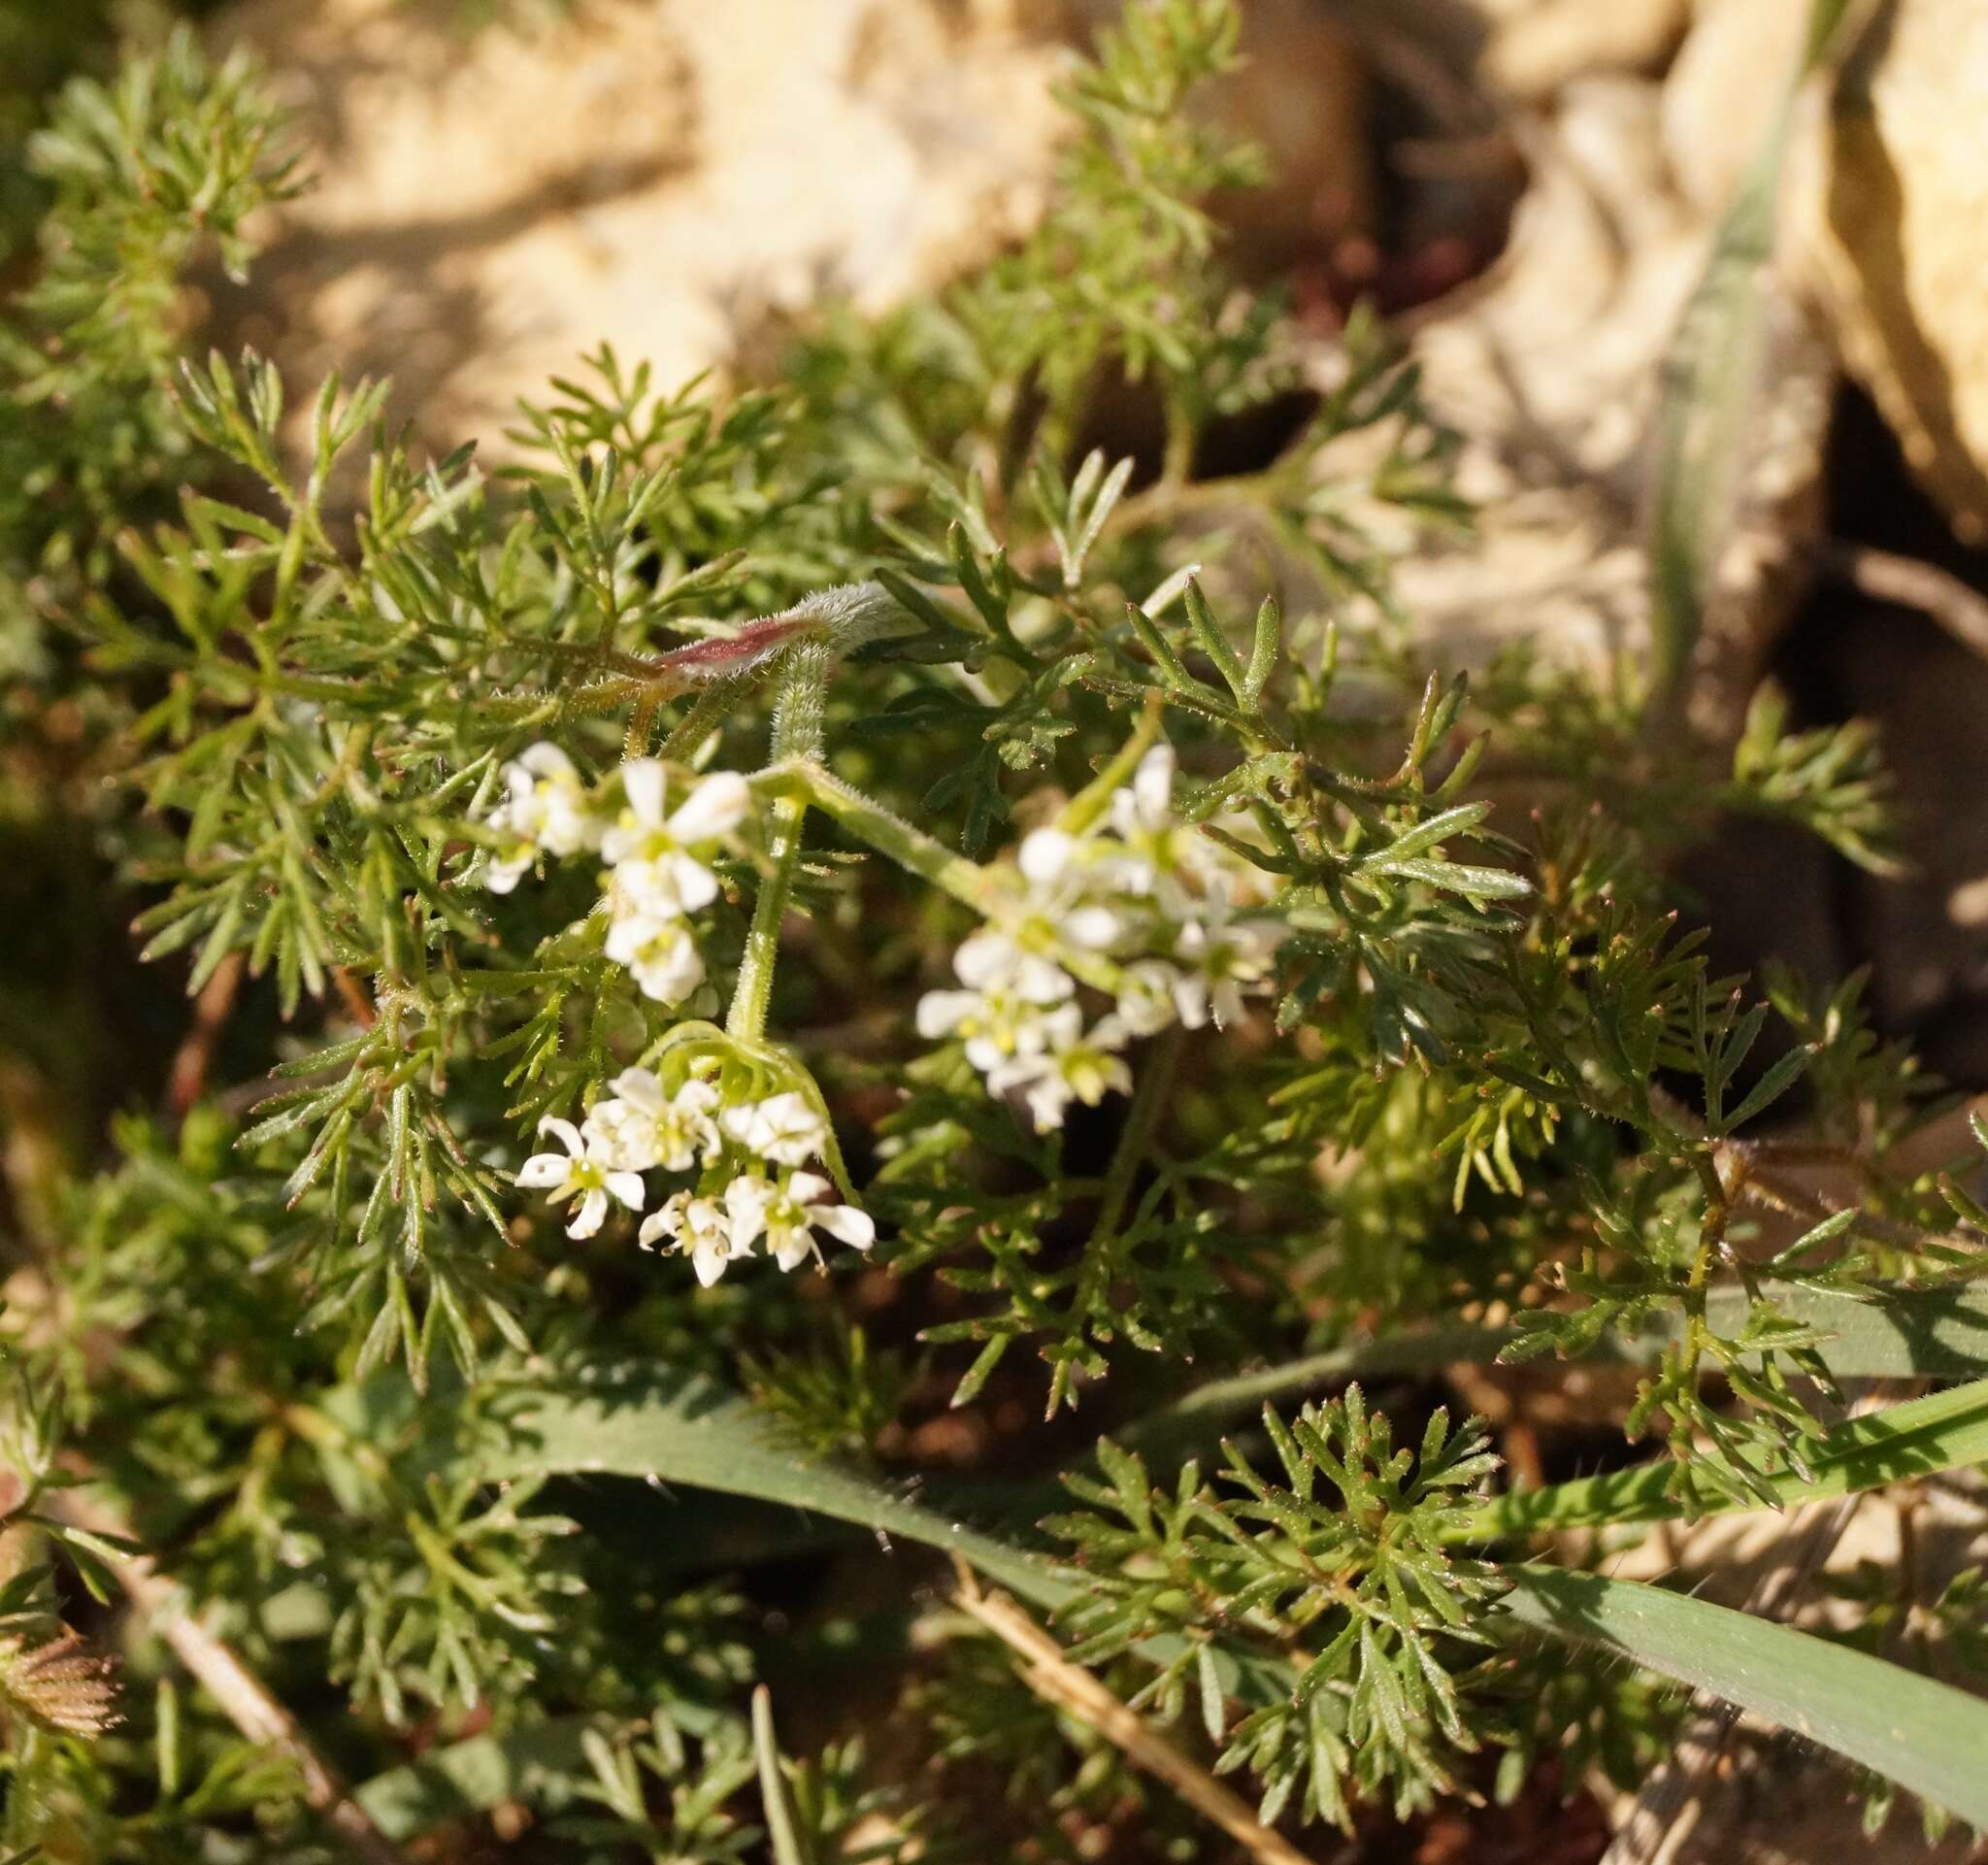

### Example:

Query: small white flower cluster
xmin=917 ymin=745 xmax=1280 ymax=1131
xmin=518 ymin=1069 xmax=874 ymax=1284
xmin=480 ymin=745 xmax=749 ymax=1008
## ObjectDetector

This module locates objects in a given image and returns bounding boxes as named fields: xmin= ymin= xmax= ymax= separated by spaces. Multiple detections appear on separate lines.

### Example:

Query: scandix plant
xmin=1 ymin=1 xmax=1986 ymax=1858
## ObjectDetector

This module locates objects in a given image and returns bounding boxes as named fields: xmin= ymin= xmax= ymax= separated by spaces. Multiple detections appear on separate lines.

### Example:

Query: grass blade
xmin=1464 ymin=1376 xmax=1988 ymax=1538
xmin=423 ymin=1361 xmax=1988 ymax=1833
xmin=1504 ymin=1564 xmax=1988 ymax=1825
xmin=1645 ymin=0 xmax=1854 ymax=710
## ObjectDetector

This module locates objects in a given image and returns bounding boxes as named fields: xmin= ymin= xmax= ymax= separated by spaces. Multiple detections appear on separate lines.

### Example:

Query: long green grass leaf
xmin=429 ymin=1363 xmax=1988 ymax=1831
xmin=1466 ymin=1376 xmax=1988 ymax=1538
xmin=1645 ymin=0 xmax=1854 ymax=709
xmin=1503 ymin=1564 xmax=1988 ymax=1825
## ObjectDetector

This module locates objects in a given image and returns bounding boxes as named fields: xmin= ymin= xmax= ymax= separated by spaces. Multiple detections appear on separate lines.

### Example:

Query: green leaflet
xmin=1463 ymin=1375 xmax=1988 ymax=1539
xmin=356 ymin=1720 xmax=590 ymax=1841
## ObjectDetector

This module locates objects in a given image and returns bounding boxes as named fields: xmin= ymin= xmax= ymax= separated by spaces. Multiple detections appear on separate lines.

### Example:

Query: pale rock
xmin=1811 ymin=0 xmax=1988 ymax=542
xmin=1667 ymin=0 xmax=1988 ymax=543
xmin=1371 ymin=76 xmax=1832 ymax=723
xmin=215 ymin=0 xmax=1069 ymax=451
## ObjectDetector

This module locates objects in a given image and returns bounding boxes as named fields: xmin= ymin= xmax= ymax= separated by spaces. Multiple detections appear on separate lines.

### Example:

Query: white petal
xmin=519 ymin=743 xmax=579 ymax=782
xmin=955 ymin=929 xmax=1021 ymax=989
xmin=636 ymin=1208 xmax=669 ymax=1249
xmin=1013 ymin=954 xmax=1076 ymax=1005
xmin=692 ymin=1240 xmax=731 ymax=1286
xmin=605 ymin=1171 xmax=646 ymax=1212
xmin=964 ymin=1034 xmax=1008 ymax=1074
xmin=1172 ymin=972 xmax=1210 ymax=1030
xmin=747 ymin=1093 xmax=826 ymax=1165
xmin=984 ymin=1051 xmax=1043 ymax=1095
xmin=567 ymin=1188 xmax=608 ymax=1238
xmin=538 ymin=1116 xmax=584 ymax=1158
xmin=667 ymin=770 xmax=750 ymax=843
xmin=633 ymin=938 xmax=705 ymax=1006
xmin=724 ymin=1175 xmax=772 ymax=1235
xmin=1022 ymin=1077 xmax=1070 ymax=1131
xmin=786 ymin=1170 xmax=833 ymax=1206
xmin=917 ymin=989 xmax=977 ymax=1038
xmin=608 ymin=1067 xmax=664 ymax=1111
xmin=1133 ymin=744 xmax=1176 ymax=824
xmin=1018 ymin=828 xmax=1076 ymax=886
xmin=771 ymin=1234 xmax=812 ymax=1272
xmin=515 ymin=1152 xmax=570 ymax=1188
xmin=1064 ymin=905 xmax=1123 ymax=950
xmin=1034 ymin=1002 xmax=1084 ymax=1052
xmin=813 ymin=1204 xmax=876 ymax=1250
xmin=621 ymin=758 xmax=667 ymax=825
xmin=660 ymin=851 xmax=719 ymax=913
xmin=604 ymin=910 xmax=669 ymax=967
xmin=1116 ymin=961 xmax=1181 ymax=1036
xmin=483 ymin=854 xmax=529 ymax=894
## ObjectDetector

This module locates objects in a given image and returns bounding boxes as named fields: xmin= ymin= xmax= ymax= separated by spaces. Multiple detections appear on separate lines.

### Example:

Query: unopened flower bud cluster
xmin=917 ymin=745 xmax=1281 ymax=1131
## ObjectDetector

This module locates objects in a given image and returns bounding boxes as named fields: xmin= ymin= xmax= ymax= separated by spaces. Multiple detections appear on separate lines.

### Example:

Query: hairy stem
xmin=728 ymin=641 xmax=831 ymax=1043
xmin=1048 ymin=1027 xmax=1183 ymax=1417
xmin=758 ymin=759 xmax=1124 ymax=995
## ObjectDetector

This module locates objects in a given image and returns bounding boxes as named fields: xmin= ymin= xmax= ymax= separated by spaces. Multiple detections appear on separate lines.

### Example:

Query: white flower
xmin=1110 ymin=744 xmax=1178 ymax=846
xmin=605 ymin=906 xmax=707 ymax=1005
xmin=639 ymin=1188 xmax=753 ymax=1286
xmin=1172 ymin=915 xmax=1281 ymax=1028
xmin=483 ymin=744 xmax=599 ymax=891
xmin=602 ymin=761 xmax=750 ymax=915
xmin=724 ymin=1170 xmax=875 ymax=1272
xmin=1108 ymin=744 xmax=1222 ymax=907
xmin=916 ymin=929 xmax=1076 ymax=1072
xmin=581 ymin=1069 xmax=719 ymax=1173
xmin=1114 ymin=958 xmax=1186 ymax=1037
xmin=1016 ymin=828 xmax=1141 ymax=949
xmin=720 ymin=1090 xmax=829 ymax=1167
xmin=515 ymin=1116 xmax=645 ymax=1239
xmin=987 ymin=1012 xmax=1133 ymax=1132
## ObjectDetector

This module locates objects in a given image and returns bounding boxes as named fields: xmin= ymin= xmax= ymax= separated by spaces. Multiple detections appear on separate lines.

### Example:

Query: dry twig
xmin=1810 ymin=539 xmax=1988 ymax=663
xmin=953 ymin=1572 xmax=1327 ymax=1865
xmin=45 ymin=1487 xmax=407 ymax=1865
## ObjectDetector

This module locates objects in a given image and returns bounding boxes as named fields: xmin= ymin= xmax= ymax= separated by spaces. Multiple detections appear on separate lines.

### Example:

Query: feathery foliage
xmin=1 ymin=2 xmax=1984 ymax=1859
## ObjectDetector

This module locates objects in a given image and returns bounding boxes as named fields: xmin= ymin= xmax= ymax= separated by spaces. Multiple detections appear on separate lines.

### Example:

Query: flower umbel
xmin=638 ymin=1189 xmax=746 ymax=1285
xmin=720 ymin=1090 xmax=830 ymax=1168
xmin=482 ymin=743 xmax=601 ymax=892
xmin=916 ymin=742 xmax=1282 ymax=1130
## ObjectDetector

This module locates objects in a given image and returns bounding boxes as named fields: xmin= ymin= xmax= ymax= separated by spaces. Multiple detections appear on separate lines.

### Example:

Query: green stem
xmin=1048 ymin=1028 xmax=1183 ymax=1417
xmin=757 ymin=759 xmax=1123 ymax=996
xmin=1093 ymin=1025 xmax=1180 ymax=1248
xmin=727 ymin=643 xmax=831 ymax=1043
xmin=658 ymin=675 xmax=750 ymax=763
xmin=759 ymin=759 xmax=998 ymax=915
